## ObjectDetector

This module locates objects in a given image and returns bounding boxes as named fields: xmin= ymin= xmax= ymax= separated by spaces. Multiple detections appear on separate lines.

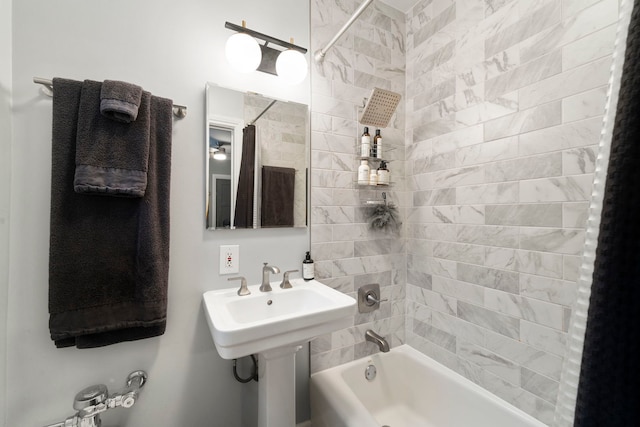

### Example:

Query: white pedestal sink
xmin=202 ymin=278 xmax=356 ymax=427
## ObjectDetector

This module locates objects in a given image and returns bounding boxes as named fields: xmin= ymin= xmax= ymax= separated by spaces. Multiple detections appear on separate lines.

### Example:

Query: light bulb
xmin=213 ymin=147 xmax=227 ymax=161
xmin=276 ymin=49 xmax=308 ymax=85
xmin=225 ymin=32 xmax=262 ymax=73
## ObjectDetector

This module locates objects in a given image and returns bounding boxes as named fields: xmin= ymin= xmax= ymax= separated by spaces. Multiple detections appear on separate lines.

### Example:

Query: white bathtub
xmin=310 ymin=345 xmax=547 ymax=427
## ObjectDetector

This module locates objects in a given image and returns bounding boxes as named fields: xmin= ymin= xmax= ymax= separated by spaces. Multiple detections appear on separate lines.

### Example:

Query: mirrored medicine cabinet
xmin=205 ymin=83 xmax=309 ymax=231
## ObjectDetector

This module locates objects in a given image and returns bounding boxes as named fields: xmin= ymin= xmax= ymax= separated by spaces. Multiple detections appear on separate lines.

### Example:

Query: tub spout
xmin=365 ymin=330 xmax=389 ymax=352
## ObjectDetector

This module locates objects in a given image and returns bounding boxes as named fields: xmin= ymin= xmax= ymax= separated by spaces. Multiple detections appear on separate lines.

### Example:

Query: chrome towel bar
xmin=33 ymin=77 xmax=187 ymax=118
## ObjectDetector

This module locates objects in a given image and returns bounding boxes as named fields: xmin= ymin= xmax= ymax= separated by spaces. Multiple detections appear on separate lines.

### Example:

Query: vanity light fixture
xmin=225 ymin=21 xmax=262 ymax=73
xmin=224 ymin=21 xmax=308 ymax=84
xmin=276 ymin=38 xmax=308 ymax=85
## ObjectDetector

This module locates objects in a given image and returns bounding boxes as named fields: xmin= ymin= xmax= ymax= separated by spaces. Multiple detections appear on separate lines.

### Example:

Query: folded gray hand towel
xmin=74 ymin=80 xmax=150 ymax=197
xmin=100 ymin=80 xmax=143 ymax=123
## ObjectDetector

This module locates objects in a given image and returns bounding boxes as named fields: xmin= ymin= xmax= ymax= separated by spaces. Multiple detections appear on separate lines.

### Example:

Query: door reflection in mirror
xmin=208 ymin=125 xmax=233 ymax=228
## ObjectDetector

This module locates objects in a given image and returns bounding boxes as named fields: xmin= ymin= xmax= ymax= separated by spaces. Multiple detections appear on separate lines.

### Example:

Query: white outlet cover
xmin=220 ymin=245 xmax=239 ymax=275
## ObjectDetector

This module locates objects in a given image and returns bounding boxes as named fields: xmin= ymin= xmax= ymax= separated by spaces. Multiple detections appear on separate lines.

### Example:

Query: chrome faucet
xmin=260 ymin=262 xmax=280 ymax=292
xmin=365 ymin=330 xmax=390 ymax=353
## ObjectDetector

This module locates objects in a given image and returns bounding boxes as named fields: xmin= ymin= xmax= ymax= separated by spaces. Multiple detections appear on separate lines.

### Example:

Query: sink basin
xmin=203 ymin=278 xmax=356 ymax=359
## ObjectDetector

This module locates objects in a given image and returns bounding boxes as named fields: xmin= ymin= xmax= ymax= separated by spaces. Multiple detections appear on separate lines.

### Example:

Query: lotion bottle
xmin=369 ymin=170 xmax=378 ymax=186
xmin=357 ymin=160 xmax=370 ymax=185
xmin=303 ymin=251 xmax=315 ymax=281
xmin=360 ymin=127 xmax=371 ymax=157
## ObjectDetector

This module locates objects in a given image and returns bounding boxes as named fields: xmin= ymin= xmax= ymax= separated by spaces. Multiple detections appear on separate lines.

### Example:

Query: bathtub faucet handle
xmin=358 ymin=284 xmax=387 ymax=313
xmin=365 ymin=292 xmax=388 ymax=305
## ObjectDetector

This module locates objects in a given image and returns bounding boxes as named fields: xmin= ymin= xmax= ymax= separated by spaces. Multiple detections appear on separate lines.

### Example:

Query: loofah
xmin=367 ymin=202 xmax=401 ymax=234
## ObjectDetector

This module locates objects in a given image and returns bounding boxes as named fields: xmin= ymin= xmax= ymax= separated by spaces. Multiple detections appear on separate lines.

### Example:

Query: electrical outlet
xmin=220 ymin=245 xmax=239 ymax=275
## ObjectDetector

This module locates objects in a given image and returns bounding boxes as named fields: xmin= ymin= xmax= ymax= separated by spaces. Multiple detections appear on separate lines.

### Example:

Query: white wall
xmin=6 ymin=0 xmax=310 ymax=426
xmin=0 ymin=0 xmax=12 ymax=424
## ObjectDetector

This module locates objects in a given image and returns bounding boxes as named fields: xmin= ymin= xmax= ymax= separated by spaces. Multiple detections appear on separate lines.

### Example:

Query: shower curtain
xmin=234 ymin=125 xmax=256 ymax=228
xmin=573 ymin=1 xmax=640 ymax=425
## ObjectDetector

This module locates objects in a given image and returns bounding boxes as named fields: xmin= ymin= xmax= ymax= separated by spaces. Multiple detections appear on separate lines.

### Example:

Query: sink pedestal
xmin=258 ymin=344 xmax=302 ymax=427
xmin=202 ymin=279 xmax=356 ymax=425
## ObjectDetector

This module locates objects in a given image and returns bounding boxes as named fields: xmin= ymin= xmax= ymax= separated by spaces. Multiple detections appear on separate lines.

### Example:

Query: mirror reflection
xmin=206 ymin=83 xmax=308 ymax=230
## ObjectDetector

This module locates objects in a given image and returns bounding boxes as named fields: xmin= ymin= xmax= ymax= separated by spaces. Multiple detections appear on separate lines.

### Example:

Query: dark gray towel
xmin=74 ymin=80 xmax=150 ymax=197
xmin=49 ymin=77 xmax=172 ymax=348
xmin=261 ymin=166 xmax=295 ymax=227
xmin=100 ymin=80 xmax=143 ymax=123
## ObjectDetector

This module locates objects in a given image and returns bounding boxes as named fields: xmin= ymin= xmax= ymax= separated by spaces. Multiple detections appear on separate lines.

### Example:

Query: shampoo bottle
xmin=372 ymin=129 xmax=382 ymax=159
xmin=360 ymin=127 xmax=371 ymax=157
xmin=358 ymin=160 xmax=370 ymax=185
xmin=303 ymin=251 xmax=315 ymax=281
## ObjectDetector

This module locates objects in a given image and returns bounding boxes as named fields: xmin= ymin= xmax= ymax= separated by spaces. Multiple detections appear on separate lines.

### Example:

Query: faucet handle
xmin=280 ymin=270 xmax=299 ymax=289
xmin=365 ymin=293 xmax=388 ymax=305
xmin=228 ymin=276 xmax=250 ymax=296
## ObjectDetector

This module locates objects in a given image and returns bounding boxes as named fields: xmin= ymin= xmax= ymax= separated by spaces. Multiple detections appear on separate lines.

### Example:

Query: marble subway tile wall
xmin=405 ymin=0 xmax=616 ymax=424
xmin=310 ymin=0 xmax=407 ymax=372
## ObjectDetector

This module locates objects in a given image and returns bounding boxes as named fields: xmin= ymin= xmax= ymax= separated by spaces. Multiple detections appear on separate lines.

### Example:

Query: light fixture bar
xmin=224 ymin=22 xmax=307 ymax=54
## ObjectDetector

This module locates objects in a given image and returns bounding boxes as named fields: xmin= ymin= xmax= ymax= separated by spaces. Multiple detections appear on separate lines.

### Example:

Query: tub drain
xmin=365 ymin=364 xmax=377 ymax=381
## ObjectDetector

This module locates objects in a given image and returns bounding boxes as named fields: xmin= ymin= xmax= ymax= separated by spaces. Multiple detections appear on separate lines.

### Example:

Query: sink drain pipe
xmin=233 ymin=354 xmax=259 ymax=383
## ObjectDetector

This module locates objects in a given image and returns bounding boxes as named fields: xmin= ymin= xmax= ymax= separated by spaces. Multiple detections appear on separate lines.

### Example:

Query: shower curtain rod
xmin=248 ymin=99 xmax=277 ymax=125
xmin=314 ymin=0 xmax=374 ymax=62
xmin=33 ymin=77 xmax=188 ymax=118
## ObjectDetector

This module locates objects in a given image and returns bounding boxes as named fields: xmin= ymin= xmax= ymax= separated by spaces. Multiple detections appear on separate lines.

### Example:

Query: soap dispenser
xmin=377 ymin=161 xmax=390 ymax=185
xmin=303 ymin=251 xmax=315 ymax=281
